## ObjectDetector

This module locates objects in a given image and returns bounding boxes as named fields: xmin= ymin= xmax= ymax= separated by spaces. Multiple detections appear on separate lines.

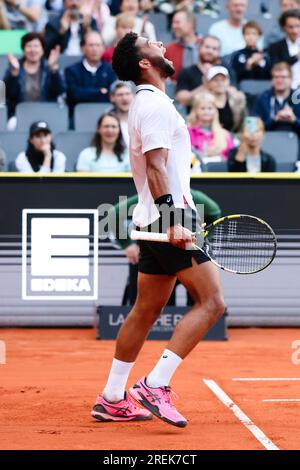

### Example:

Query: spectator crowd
xmin=0 ymin=0 xmax=300 ymax=173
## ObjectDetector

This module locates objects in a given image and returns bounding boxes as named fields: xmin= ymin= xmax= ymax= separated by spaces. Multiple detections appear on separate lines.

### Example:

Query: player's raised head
xmin=112 ymin=32 xmax=175 ymax=84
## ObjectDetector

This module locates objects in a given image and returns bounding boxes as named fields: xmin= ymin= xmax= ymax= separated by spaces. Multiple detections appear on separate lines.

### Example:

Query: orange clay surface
xmin=0 ymin=328 xmax=300 ymax=450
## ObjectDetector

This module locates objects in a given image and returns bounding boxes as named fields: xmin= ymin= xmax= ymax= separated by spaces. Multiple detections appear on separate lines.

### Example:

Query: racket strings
xmin=206 ymin=218 xmax=276 ymax=273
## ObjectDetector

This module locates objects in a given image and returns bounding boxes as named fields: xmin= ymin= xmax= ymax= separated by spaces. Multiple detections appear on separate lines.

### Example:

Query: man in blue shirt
xmin=65 ymin=31 xmax=117 ymax=111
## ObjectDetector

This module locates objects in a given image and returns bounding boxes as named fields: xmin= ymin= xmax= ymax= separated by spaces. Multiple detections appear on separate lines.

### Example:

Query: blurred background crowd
xmin=0 ymin=0 xmax=300 ymax=174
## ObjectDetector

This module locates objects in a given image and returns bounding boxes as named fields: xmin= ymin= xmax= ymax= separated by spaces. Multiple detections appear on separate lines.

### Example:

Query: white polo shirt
xmin=128 ymin=84 xmax=196 ymax=228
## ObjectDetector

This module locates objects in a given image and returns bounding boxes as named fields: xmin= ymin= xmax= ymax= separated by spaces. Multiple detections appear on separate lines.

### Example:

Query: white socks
xmin=102 ymin=349 xmax=182 ymax=402
xmin=102 ymin=358 xmax=134 ymax=403
xmin=146 ymin=349 xmax=183 ymax=388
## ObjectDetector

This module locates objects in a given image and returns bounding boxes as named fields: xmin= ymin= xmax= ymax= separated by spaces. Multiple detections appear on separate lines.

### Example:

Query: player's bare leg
xmin=167 ymin=260 xmax=225 ymax=358
xmin=92 ymin=273 xmax=176 ymax=422
xmin=129 ymin=260 xmax=225 ymax=428
xmin=115 ymin=273 xmax=176 ymax=362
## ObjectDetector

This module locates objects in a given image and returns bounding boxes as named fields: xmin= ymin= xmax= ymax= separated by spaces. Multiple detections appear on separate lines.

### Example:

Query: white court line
xmin=232 ymin=378 xmax=300 ymax=382
xmin=263 ymin=399 xmax=300 ymax=402
xmin=203 ymin=379 xmax=280 ymax=451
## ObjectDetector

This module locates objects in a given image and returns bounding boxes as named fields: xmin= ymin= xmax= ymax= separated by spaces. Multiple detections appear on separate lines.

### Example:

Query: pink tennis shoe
xmin=91 ymin=392 xmax=153 ymax=422
xmin=129 ymin=377 xmax=187 ymax=428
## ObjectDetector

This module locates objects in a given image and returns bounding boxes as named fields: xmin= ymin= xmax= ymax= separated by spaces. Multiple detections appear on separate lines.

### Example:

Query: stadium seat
xmin=55 ymin=131 xmax=94 ymax=171
xmin=147 ymin=12 xmax=168 ymax=33
xmin=157 ymin=31 xmax=173 ymax=45
xmin=74 ymin=103 xmax=112 ymax=132
xmin=261 ymin=131 xmax=299 ymax=167
xmin=58 ymin=55 xmax=82 ymax=72
xmin=239 ymin=80 xmax=271 ymax=96
xmin=0 ymin=55 xmax=8 ymax=77
xmin=240 ymin=79 xmax=271 ymax=112
xmin=204 ymin=161 xmax=228 ymax=172
xmin=0 ymin=106 xmax=7 ymax=131
xmin=0 ymin=131 xmax=28 ymax=170
xmin=166 ymin=80 xmax=175 ymax=99
xmin=16 ymin=102 xmax=69 ymax=134
xmin=196 ymin=15 xmax=216 ymax=35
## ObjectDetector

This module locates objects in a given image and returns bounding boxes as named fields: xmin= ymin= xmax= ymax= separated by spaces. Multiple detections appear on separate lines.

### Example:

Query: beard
xmin=150 ymin=56 xmax=175 ymax=78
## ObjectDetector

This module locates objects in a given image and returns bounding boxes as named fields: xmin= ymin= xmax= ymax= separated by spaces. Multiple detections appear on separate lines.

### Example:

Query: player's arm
xmin=145 ymin=148 xmax=195 ymax=247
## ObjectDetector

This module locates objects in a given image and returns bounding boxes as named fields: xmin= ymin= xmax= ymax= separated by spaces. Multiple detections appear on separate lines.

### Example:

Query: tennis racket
xmin=130 ymin=214 xmax=277 ymax=275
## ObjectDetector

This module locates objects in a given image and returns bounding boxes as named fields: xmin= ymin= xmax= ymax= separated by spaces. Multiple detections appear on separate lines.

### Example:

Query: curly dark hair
xmin=279 ymin=9 xmax=300 ymax=29
xmin=92 ymin=112 xmax=126 ymax=161
xmin=112 ymin=32 xmax=142 ymax=84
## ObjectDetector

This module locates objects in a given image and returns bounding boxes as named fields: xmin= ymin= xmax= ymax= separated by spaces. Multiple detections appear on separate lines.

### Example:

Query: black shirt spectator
xmin=232 ymin=21 xmax=271 ymax=83
xmin=65 ymin=31 xmax=117 ymax=111
xmin=228 ymin=117 xmax=276 ymax=173
xmin=44 ymin=0 xmax=98 ymax=56
xmin=228 ymin=148 xmax=276 ymax=172
xmin=4 ymin=32 xmax=65 ymax=117
xmin=176 ymin=35 xmax=226 ymax=108
xmin=233 ymin=47 xmax=271 ymax=82
xmin=218 ymin=99 xmax=234 ymax=131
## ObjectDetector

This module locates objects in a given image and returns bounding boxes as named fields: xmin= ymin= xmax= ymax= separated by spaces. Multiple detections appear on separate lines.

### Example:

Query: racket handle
xmin=130 ymin=230 xmax=169 ymax=243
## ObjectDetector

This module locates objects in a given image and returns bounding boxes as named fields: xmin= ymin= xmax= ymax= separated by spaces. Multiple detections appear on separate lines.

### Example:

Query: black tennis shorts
xmin=138 ymin=240 xmax=210 ymax=276
xmin=137 ymin=206 xmax=210 ymax=276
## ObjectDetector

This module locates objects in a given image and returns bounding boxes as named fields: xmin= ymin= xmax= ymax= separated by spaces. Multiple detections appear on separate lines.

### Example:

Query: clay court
xmin=0 ymin=327 xmax=299 ymax=450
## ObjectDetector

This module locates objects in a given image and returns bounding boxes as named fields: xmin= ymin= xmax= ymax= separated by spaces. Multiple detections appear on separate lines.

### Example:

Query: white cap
xmin=206 ymin=66 xmax=229 ymax=81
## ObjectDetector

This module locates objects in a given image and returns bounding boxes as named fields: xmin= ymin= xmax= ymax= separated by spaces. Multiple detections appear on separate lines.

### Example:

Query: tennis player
xmin=92 ymin=32 xmax=225 ymax=428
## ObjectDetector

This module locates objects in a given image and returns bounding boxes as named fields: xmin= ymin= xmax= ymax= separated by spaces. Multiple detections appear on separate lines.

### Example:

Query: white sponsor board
xmin=22 ymin=209 xmax=98 ymax=300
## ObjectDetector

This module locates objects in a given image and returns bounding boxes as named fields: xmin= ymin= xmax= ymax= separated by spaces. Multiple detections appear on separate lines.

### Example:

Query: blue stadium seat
xmin=261 ymin=132 xmax=299 ymax=167
xmin=16 ymin=102 xmax=69 ymax=134
xmin=166 ymin=80 xmax=175 ymax=99
xmin=0 ymin=106 xmax=7 ymax=131
xmin=204 ymin=161 xmax=228 ymax=172
xmin=0 ymin=55 xmax=8 ymax=78
xmin=0 ymin=131 xmax=28 ymax=170
xmin=58 ymin=55 xmax=82 ymax=72
xmin=148 ymin=12 xmax=168 ymax=33
xmin=55 ymin=131 xmax=94 ymax=171
xmin=239 ymin=80 xmax=271 ymax=96
xmin=196 ymin=14 xmax=216 ymax=35
xmin=74 ymin=103 xmax=112 ymax=132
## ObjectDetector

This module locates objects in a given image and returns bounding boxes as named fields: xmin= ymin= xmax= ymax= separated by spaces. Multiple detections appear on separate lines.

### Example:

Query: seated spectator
xmin=265 ymin=0 xmax=300 ymax=47
xmin=109 ymin=81 xmax=134 ymax=147
xmin=188 ymin=91 xmax=235 ymax=164
xmin=4 ymin=32 xmax=65 ymax=118
xmin=44 ymin=0 xmax=98 ymax=56
xmin=176 ymin=35 xmax=226 ymax=108
xmin=254 ymin=62 xmax=300 ymax=135
xmin=102 ymin=12 xmax=135 ymax=64
xmin=268 ymin=9 xmax=300 ymax=89
xmin=76 ymin=112 xmax=130 ymax=173
xmin=15 ymin=121 xmax=66 ymax=173
xmin=228 ymin=117 xmax=276 ymax=172
xmin=81 ymin=0 xmax=111 ymax=31
xmin=232 ymin=21 xmax=271 ymax=83
xmin=209 ymin=0 xmax=248 ymax=56
xmin=65 ymin=31 xmax=117 ymax=112
xmin=1 ymin=0 xmax=42 ymax=31
xmin=0 ymin=147 xmax=7 ymax=171
xmin=101 ymin=0 xmax=156 ymax=47
xmin=165 ymin=8 xmax=201 ymax=81
xmin=200 ymin=65 xmax=247 ymax=132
